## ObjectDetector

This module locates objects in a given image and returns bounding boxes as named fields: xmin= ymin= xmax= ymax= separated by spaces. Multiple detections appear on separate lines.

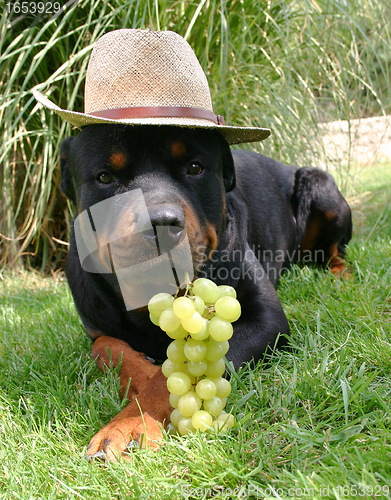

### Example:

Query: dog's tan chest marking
xmin=204 ymin=223 xmax=218 ymax=259
xmin=324 ymin=210 xmax=337 ymax=222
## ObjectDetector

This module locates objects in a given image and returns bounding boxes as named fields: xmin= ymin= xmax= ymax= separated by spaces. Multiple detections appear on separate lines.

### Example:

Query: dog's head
xmin=60 ymin=124 xmax=235 ymax=308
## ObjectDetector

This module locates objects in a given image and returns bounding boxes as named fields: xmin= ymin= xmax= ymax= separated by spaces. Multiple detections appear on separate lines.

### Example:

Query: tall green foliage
xmin=1 ymin=0 xmax=390 ymax=272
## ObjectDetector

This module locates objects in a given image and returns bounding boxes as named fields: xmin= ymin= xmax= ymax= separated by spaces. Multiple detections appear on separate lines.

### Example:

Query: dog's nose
xmin=148 ymin=206 xmax=186 ymax=233
xmin=142 ymin=206 xmax=186 ymax=250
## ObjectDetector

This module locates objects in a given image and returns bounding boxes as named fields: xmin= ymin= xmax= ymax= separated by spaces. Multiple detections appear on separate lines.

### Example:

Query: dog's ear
xmin=217 ymin=133 xmax=236 ymax=192
xmin=60 ymin=137 xmax=76 ymax=204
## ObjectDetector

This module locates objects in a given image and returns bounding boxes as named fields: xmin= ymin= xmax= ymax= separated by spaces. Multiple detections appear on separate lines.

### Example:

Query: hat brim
xmin=33 ymin=90 xmax=270 ymax=145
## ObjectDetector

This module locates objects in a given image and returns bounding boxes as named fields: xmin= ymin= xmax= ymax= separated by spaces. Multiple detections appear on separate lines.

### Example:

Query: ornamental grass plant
xmin=1 ymin=0 xmax=390 ymax=272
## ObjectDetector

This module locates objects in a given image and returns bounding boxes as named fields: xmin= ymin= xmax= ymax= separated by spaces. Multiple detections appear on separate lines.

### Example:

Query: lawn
xmin=0 ymin=163 xmax=390 ymax=499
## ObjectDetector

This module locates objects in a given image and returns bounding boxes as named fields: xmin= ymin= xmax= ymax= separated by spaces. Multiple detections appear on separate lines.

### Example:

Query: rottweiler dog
xmin=60 ymin=124 xmax=352 ymax=460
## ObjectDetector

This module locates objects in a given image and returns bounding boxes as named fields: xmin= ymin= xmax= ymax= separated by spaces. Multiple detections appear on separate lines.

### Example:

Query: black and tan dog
xmin=59 ymin=123 xmax=352 ymax=460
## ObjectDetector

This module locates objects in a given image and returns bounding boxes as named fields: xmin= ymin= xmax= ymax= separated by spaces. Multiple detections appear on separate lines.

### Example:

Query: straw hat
xmin=33 ymin=29 xmax=270 ymax=145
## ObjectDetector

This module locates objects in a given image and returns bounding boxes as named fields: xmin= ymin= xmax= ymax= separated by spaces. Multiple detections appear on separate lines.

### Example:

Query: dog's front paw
xmin=86 ymin=413 xmax=163 ymax=461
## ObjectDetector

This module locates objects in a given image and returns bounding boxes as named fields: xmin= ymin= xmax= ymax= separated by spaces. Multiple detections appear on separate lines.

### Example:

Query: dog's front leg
xmin=87 ymin=336 xmax=172 ymax=461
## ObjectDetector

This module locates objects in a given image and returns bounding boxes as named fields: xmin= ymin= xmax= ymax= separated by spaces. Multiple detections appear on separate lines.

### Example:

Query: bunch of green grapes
xmin=148 ymin=278 xmax=239 ymax=436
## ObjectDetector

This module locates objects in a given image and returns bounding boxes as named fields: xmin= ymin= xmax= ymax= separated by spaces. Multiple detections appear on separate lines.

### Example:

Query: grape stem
xmin=205 ymin=305 xmax=215 ymax=319
xmin=174 ymin=272 xmax=193 ymax=299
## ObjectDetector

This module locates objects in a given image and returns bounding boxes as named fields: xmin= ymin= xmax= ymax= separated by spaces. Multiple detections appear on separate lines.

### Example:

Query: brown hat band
xmin=89 ymin=106 xmax=225 ymax=125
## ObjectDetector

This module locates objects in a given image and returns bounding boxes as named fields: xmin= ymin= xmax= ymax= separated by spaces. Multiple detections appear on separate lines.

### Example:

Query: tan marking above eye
xmin=171 ymin=141 xmax=187 ymax=159
xmin=109 ymin=151 xmax=127 ymax=170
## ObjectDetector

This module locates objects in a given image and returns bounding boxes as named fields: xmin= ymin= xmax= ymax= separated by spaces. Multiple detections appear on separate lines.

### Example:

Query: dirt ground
xmin=320 ymin=115 xmax=391 ymax=168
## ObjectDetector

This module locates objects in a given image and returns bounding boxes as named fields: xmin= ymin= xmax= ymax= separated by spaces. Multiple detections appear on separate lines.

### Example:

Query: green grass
xmin=0 ymin=163 xmax=390 ymax=499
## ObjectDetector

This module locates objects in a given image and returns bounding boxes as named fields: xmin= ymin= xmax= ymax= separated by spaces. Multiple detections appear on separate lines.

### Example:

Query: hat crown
xmin=33 ymin=28 xmax=271 ymax=144
xmin=85 ymin=29 xmax=213 ymax=114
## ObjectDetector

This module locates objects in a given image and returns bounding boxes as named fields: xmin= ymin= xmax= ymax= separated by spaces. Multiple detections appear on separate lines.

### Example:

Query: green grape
xmin=187 ymin=372 xmax=197 ymax=384
xmin=159 ymin=308 xmax=181 ymax=332
xmin=217 ymin=412 xmax=235 ymax=429
xmin=218 ymin=285 xmax=237 ymax=299
xmin=191 ymin=278 xmax=220 ymax=304
xmin=166 ymin=339 xmax=187 ymax=364
xmin=169 ymin=393 xmax=180 ymax=408
xmin=148 ymin=293 xmax=174 ymax=317
xmin=214 ymin=296 xmax=241 ymax=322
xmin=212 ymin=420 xmax=225 ymax=432
xmin=191 ymin=410 xmax=213 ymax=431
xmin=210 ymin=377 xmax=232 ymax=398
xmin=205 ymin=340 xmax=229 ymax=361
xmin=150 ymin=283 xmax=238 ymax=436
xmin=178 ymin=416 xmax=196 ymax=436
xmin=195 ymin=378 xmax=217 ymax=400
xmin=165 ymin=422 xmax=178 ymax=435
xmin=212 ymin=413 xmax=235 ymax=432
xmin=203 ymin=396 xmax=227 ymax=416
xmin=181 ymin=311 xmax=204 ymax=334
xmin=204 ymin=358 xmax=225 ymax=378
xmin=192 ymin=295 xmax=206 ymax=315
xmin=187 ymin=359 xmax=207 ymax=377
xmin=173 ymin=296 xmax=195 ymax=320
xmin=166 ymin=323 xmax=188 ymax=340
xmin=208 ymin=316 xmax=233 ymax=342
xmin=149 ymin=313 xmax=160 ymax=326
xmin=161 ymin=359 xmax=187 ymax=378
xmin=170 ymin=408 xmax=183 ymax=427
xmin=177 ymin=390 xmax=202 ymax=417
xmin=190 ymin=318 xmax=209 ymax=341
xmin=162 ymin=359 xmax=177 ymax=378
xmin=183 ymin=339 xmax=207 ymax=362
xmin=167 ymin=372 xmax=192 ymax=396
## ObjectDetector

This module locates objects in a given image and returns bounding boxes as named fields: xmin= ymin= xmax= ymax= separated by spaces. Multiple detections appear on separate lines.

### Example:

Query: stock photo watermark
xmin=180 ymin=483 xmax=390 ymax=498
xmin=74 ymin=187 xmax=325 ymax=310
xmin=5 ymin=0 xmax=80 ymax=28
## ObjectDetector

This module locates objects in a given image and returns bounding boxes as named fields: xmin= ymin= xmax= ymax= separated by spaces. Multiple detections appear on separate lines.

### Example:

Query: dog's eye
xmin=187 ymin=163 xmax=203 ymax=176
xmin=98 ymin=172 xmax=114 ymax=184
